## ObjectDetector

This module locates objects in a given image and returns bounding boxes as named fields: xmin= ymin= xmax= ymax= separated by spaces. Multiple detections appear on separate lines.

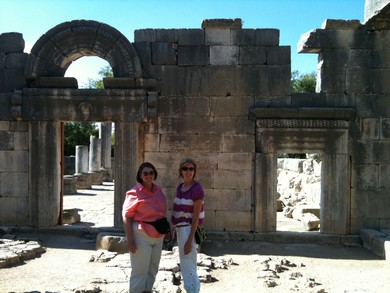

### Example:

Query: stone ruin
xmin=0 ymin=0 xmax=389 ymax=251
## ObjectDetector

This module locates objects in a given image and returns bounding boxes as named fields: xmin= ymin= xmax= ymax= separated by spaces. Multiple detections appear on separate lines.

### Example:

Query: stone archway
xmin=22 ymin=20 xmax=152 ymax=228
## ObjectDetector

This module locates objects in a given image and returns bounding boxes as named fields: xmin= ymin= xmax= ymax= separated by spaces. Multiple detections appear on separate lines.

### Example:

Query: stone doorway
xmin=252 ymin=108 xmax=355 ymax=235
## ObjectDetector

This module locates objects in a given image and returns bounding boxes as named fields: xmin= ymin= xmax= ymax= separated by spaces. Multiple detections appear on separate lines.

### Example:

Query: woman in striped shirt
xmin=171 ymin=158 xmax=205 ymax=293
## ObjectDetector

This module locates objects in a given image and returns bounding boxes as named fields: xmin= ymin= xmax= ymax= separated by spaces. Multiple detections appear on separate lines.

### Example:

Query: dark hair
xmin=136 ymin=162 xmax=158 ymax=183
xmin=178 ymin=157 xmax=197 ymax=178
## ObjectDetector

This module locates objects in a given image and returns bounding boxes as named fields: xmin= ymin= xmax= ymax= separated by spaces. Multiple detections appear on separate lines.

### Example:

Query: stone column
xmin=88 ymin=135 xmax=103 ymax=185
xmin=75 ymin=145 xmax=89 ymax=174
xmin=74 ymin=145 xmax=91 ymax=189
xmin=99 ymin=122 xmax=113 ymax=181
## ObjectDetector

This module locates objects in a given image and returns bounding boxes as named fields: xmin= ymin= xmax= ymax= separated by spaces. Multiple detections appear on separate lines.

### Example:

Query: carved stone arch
xmin=25 ymin=19 xmax=142 ymax=80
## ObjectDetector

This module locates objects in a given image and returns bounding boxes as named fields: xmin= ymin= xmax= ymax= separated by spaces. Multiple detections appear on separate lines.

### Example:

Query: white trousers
xmin=129 ymin=222 xmax=163 ymax=293
xmin=176 ymin=226 xmax=200 ymax=293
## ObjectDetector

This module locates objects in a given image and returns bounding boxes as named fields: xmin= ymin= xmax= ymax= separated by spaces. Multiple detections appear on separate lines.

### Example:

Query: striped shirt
xmin=171 ymin=182 xmax=205 ymax=227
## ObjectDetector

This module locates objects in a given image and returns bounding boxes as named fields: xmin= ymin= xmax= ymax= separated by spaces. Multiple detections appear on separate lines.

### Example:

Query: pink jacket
xmin=122 ymin=182 xmax=168 ymax=238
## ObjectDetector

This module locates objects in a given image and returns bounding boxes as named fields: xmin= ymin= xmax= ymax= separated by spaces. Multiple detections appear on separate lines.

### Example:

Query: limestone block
xmin=158 ymin=96 xmax=209 ymax=117
xmin=346 ymin=67 xmax=372 ymax=94
xmin=0 ymin=121 xmax=9 ymax=130
xmin=0 ymin=94 xmax=12 ymax=120
xmin=205 ymin=29 xmax=231 ymax=45
xmin=291 ymin=93 xmax=327 ymax=107
xmin=134 ymin=29 xmax=156 ymax=42
xmin=0 ymin=33 xmax=24 ymax=53
xmin=133 ymin=42 xmax=152 ymax=69
xmin=156 ymin=29 xmax=178 ymax=42
xmin=373 ymin=141 xmax=390 ymax=163
xmin=267 ymin=46 xmax=290 ymax=65
xmin=159 ymin=117 xmax=214 ymax=134
xmin=160 ymin=134 xmax=221 ymax=151
xmin=267 ymin=65 xmax=291 ymax=96
xmin=215 ymin=117 xmax=254 ymax=135
xmin=178 ymin=45 xmax=209 ymax=66
xmin=318 ymin=65 xmax=346 ymax=93
xmin=0 ymin=151 xmax=28 ymax=172
xmin=210 ymin=46 xmax=238 ymax=65
xmin=372 ymin=49 xmax=390 ymax=68
xmin=351 ymin=164 xmax=378 ymax=189
xmin=218 ymin=153 xmax=252 ymax=170
xmin=96 ymin=232 xmax=128 ymax=254
xmin=202 ymin=18 xmax=242 ymax=29
xmin=255 ymin=29 xmax=279 ymax=46
xmin=0 ymin=173 xmax=28 ymax=197
xmin=64 ymin=175 xmax=77 ymax=194
xmin=151 ymin=42 xmax=176 ymax=65
xmin=239 ymin=46 xmax=266 ymax=65
xmin=206 ymin=188 xmax=251 ymax=211
xmin=210 ymin=96 xmax=253 ymax=117
xmin=379 ymin=165 xmax=390 ymax=188
xmin=222 ymin=134 xmax=254 ymax=153
xmin=177 ymin=29 xmax=204 ymax=45
xmin=13 ymin=131 xmax=28 ymax=151
xmin=0 ymin=131 xmax=13 ymax=150
xmin=5 ymin=53 xmax=28 ymax=69
xmin=62 ymin=208 xmax=80 ymax=224
xmin=1 ymin=68 xmax=26 ymax=92
xmin=231 ymin=29 xmax=256 ymax=45
xmin=74 ymin=174 xmax=92 ymax=189
xmin=364 ymin=0 xmax=390 ymax=22
xmin=301 ymin=213 xmax=320 ymax=231
xmin=381 ymin=118 xmax=390 ymax=139
xmin=213 ymin=169 xmax=251 ymax=189
xmin=9 ymin=121 xmax=28 ymax=132
xmin=215 ymin=211 xmax=252 ymax=231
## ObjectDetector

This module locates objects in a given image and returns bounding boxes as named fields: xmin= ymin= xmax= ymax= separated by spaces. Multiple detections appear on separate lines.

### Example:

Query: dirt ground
xmin=1 ymin=231 xmax=390 ymax=293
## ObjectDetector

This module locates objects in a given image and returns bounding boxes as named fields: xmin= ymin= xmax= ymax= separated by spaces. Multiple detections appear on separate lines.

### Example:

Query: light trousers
xmin=129 ymin=222 xmax=164 ymax=293
xmin=176 ymin=226 xmax=200 ymax=293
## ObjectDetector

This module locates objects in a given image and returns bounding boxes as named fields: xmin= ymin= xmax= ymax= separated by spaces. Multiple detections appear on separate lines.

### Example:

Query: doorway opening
xmin=276 ymin=153 xmax=322 ymax=232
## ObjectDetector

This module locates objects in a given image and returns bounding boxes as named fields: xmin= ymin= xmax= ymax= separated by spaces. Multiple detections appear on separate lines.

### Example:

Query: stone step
xmin=360 ymin=228 xmax=390 ymax=262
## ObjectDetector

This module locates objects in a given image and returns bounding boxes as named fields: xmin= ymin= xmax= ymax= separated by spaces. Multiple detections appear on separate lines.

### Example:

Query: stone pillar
xmin=74 ymin=145 xmax=91 ymax=189
xmin=99 ymin=122 xmax=113 ymax=181
xmin=75 ymin=145 xmax=88 ymax=174
xmin=88 ymin=135 xmax=103 ymax=185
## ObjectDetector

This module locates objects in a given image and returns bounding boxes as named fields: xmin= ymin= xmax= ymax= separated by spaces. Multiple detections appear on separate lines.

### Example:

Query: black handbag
xmin=145 ymin=217 xmax=171 ymax=234
xmin=194 ymin=226 xmax=207 ymax=245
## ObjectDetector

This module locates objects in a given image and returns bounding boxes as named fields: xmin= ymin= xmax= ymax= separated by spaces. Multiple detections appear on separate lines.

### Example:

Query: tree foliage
xmin=86 ymin=65 xmax=113 ymax=89
xmin=291 ymin=70 xmax=316 ymax=93
xmin=64 ymin=122 xmax=99 ymax=156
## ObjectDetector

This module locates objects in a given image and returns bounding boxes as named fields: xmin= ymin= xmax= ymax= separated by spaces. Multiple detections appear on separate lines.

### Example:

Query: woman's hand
xmin=184 ymin=239 xmax=193 ymax=255
xmin=127 ymin=240 xmax=137 ymax=253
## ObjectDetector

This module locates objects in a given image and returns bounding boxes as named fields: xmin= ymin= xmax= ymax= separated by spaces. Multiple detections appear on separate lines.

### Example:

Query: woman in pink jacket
xmin=122 ymin=162 xmax=169 ymax=293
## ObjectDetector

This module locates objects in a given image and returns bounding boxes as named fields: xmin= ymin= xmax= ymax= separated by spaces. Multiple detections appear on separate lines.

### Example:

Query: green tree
xmin=64 ymin=122 xmax=99 ymax=156
xmin=291 ymin=70 xmax=316 ymax=93
xmin=86 ymin=65 xmax=113 ymax=89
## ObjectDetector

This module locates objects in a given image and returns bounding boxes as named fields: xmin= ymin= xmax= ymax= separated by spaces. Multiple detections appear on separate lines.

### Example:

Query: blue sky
xmin=1 ymin=0 xmax=366 ymax=87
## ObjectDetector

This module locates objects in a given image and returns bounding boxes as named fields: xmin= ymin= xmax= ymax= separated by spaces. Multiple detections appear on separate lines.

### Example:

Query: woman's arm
xmin=123 ymin=215 xmax=137 ymax=253
xmin=184 ymin=199 xmax=203 ymax=255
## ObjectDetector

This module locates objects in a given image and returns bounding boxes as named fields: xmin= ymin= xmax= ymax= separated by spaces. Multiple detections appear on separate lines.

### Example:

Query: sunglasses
xmin=142 ymin=171 xmax=154 ymax=176
xmin=182 ymin=167 xmax=195 ymax=171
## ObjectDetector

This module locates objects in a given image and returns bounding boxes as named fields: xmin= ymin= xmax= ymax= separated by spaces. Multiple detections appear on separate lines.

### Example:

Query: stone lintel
xmin=250 ymin=107 xmax=356 ymax=120
xmin=103 ymin=77 xmax=159 ymax=90
xmin=202 ymin=18 xmax=242 ymax=29
xmin=321 ymin=19 xmax=362 ymax=30
xmin=34 ymin=77 xmax=78 ymax=89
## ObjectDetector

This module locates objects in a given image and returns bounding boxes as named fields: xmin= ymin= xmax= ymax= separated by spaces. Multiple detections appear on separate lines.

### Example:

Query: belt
xmin=176 ymin=224 xmax=190 ymax=228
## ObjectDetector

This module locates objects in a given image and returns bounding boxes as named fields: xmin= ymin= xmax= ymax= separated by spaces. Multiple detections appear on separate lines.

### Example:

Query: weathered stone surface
xmin=0 ymin=33 xmax=25 ymax=53
xmin=62 ymin=208 xmax=81 ymax=224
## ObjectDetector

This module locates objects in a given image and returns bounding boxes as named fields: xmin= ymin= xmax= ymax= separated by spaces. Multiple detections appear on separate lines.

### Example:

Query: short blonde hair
xmin=178 ymin=157 xmax=197 ymax=178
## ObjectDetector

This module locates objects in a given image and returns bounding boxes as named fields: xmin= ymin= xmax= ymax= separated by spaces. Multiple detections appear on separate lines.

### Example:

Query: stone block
xmin=205 ymin=29 xmax=231 ymax=45
xmin=381 ymin=118 xmax=390 ymax=139
xmin=206 ymin=188 xmax=251 ymax=212
xmin=231 ymin=29 xmax=256 ymax=45
xmin=0 ymin=172 xmax=28 ymax=197
xmin=215 ymin=211 xmax=251 ymax=231
xmin=0 ymin=94 xmax=11 ymax=120
xmin=215 ymin=117 xmax=254 ymax=135
xmin=349 ymin=49 xmax=374 ymax=67
xmin=267 ymin=46 xmax=290 ymax=65
xmin=351 ymin=189 xmax=390 ymax=218
xmin=291 ymin=93 xmax=327 ymax=107
xmin=373 ymin=141 xmax=390 ymax=163
xmin=372 ymin=49 xmax=390 ymax=68
xmin=238 ymin=46 xmax=266 ymax=65
xmin=0 ymin=68 xmax=26 ymax=92
xmin=177 ymin=29 xmax=204 ymax=45
xmin=218 ymin=153 xmax=252 ymax=170
xmin=346 ymin=67 xmax=373 ymax=94
xmin=301 ymin=213 xmax=320 ymax=231
xmin=222 ymin=134 xmax=254 ymax=153
xmin=5 ymin=53 xmax=28 ymax=69
xmin=0 ymin=52 xmax=5 ymax=67
xmin=214 ymin=169 xmax=251 ymax=189
xmin=202 ymin=18 xmax=242 ymax=29
xmin=13 ymin=132 xmax=28 ymax=151
xmin=351 ymin=164 xmax=379 ymax=189
xmin=159 ymin=117 xmax=215 ymax=134
xmin=158 ymin=96 xmax=210 ymax=117
xmin=210 ymin=46 xmax=238 ymax=65
xmin=379 ymin=165 xmax=390 ymax=188
xmin=0 ymin=121 xmax=9 ymax=130
xmin=318 ymin=65 xmax=346 ymax=93
xmin=151 ymin=42 xmax=176 ymax=65
xmin=160 ymin=134 xmax=221 ymax=151
xmin=133 ymin=42 xmax=152 ymax=69
xmin=267 ymin=65 xmax=291 ymax=96
xmin=210 ymin=96 xmax=253 ymax=117
xmin=0 ymin=33 xmax=25 ymax=53
xmin=361 ymin=118 xmax=380 ymax=139
xmin=64 ymin=175 xmax=77 ymax=194
xmin=0 ymin=131 xmax=13 ymax=150
xmin=96 ymin=232 xmax=128 ymax=254
xmin=134 ymin=29 xmax=156 ymax=42
xmin=62 ymin=208 xmax=80 ymax=224
xmin=9 ymin=121 xmax=28 ymax=132
xmin=0 ymin=151 xmax=28 ymax=172
xmin=255 ymin=29 xmax=279 ymax=46
xmin=156 ymin=29 xmax=178 ymax=42
xmin=178 ymin=45 xmax=209 ymax=66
